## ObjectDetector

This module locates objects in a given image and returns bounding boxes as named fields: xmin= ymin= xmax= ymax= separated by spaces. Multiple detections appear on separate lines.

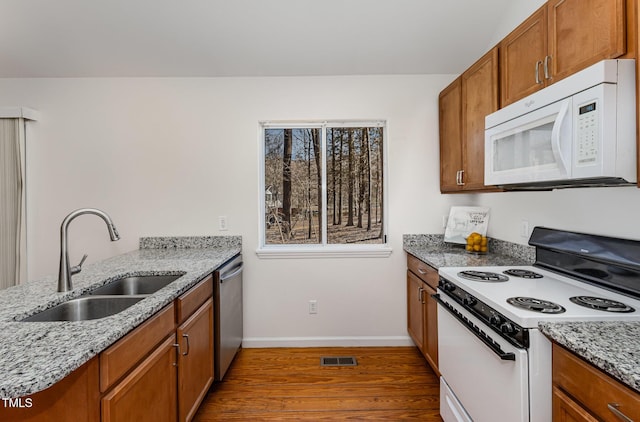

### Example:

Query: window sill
xmin=255 ymin=245 xmax=393 ymax=259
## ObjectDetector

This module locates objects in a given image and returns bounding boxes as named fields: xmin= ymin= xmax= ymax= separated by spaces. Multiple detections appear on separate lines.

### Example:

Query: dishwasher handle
xmin=220 ymin=264 xmax=243 ymax=283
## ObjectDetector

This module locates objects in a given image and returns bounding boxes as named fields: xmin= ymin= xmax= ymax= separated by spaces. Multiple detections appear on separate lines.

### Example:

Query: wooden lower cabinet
xmin=0 ymin=357 xmax=100 ymax=422
xmin=553 ymin=386 xmax=598 ymax=422
xmin=102 ymin=335 xmax=178 ymax=422
xmin=552 ymin=343 xmax=640 ymax=421
xmin=423 ymin=283 xmax=438 ymax=374
xmin=407 ymin=271 xmax=425 ymax=352
xmin=177 ymin=298 xmax=214 ymax=422
xmin=406 ymin=255 xmax=439 ymax=375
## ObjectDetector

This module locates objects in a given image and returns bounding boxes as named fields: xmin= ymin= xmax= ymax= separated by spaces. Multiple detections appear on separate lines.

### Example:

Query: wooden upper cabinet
xmin=500 ymin=7 xmax=548 ymax=107
xmin=548 ymin=0 xmax=626 ymax=83
xmin=439 ymin=78 xmax=463 ymax=192
xmin=461 ymin=47 xmax=499 ymax=191
xmin=500 ymin=0 xmax=627 ymax=107
xmin=439 ymin=49 xmax=499 ymax=193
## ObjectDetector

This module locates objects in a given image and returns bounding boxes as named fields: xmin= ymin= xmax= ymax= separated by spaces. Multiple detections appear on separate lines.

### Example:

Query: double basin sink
xmin=21 ymin=274 xmax=184 ymax=322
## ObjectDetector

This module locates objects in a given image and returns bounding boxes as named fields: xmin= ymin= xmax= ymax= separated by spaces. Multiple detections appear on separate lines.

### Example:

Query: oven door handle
xmin=433 ymin=294 xmax=516 ymax=361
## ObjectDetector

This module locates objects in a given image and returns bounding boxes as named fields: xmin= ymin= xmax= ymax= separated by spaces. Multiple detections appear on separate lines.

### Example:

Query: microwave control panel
xmin=576 ymin=101 xmax=599 ymax=165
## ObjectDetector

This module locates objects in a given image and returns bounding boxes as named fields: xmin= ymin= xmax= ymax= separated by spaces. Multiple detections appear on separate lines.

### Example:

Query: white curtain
xmin=0 ymin=118 xmax=25 ymax=289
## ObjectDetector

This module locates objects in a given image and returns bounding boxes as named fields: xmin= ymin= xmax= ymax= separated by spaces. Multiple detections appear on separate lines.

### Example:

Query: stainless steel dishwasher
xmin=214 ymin=253 xmax=243 ymax=381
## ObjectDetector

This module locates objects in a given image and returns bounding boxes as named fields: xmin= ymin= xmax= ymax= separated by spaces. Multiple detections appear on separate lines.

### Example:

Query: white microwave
xmin=485 ymin=59 xmax=636 ymax=189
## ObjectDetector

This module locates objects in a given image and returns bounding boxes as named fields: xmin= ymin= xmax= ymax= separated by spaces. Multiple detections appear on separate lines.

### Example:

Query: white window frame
xmin=257 ymin=120 xmax=391 ymax=259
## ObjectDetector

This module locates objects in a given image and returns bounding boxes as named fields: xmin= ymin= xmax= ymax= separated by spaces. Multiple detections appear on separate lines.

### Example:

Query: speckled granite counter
xmin=0 ymin=236 xmax=241 ymax=399
xmin=403 ymin=234 xmax=534 ymax=268
xmin=539 ymin=321 xmax=640 ymax=393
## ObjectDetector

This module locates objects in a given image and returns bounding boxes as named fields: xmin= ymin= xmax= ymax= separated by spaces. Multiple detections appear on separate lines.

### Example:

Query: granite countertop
xmin=403 ymin=234 xmax=534 ymax=269
xmin=0 ymin=236 xmax=241 ymax=399
xmin=539 ymin=321 xmax=640 ymax=393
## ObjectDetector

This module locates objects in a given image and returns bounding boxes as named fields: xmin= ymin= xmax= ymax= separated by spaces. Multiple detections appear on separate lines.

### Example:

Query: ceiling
xmin=1 ymin=0 xmax=515 ymax=78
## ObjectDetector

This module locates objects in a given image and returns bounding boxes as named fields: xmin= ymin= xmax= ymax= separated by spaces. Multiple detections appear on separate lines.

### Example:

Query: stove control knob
xmin=500 ymin=322 xmax=515 ymax=335
xmin=463 ymin=295 xmax=476 ymax=306
xmin=443 ymin=283 xmax=456 ymax=292
xmin=489 ymin=314 xmax=502 ymax=326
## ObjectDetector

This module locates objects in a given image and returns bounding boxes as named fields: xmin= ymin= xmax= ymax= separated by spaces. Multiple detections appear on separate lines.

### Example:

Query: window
xmin=258 ymin=121 xmax=390 ymax=257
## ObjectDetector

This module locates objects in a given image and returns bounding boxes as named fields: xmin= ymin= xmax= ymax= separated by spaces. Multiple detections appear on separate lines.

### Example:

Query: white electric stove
xmin=435 ymin=227 xmax=640 ymax=422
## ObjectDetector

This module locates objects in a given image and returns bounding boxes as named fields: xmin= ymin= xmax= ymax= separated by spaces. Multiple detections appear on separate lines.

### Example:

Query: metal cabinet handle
xmin=459 ymin=170 xmax=465 ymax=186
xmin=544 ymin=55 xmax=552 ymax=80
xmin=417 ymin=268 xmax=427 ymax=275
xmin=418 ymin=287 xmax=424 ymax=303
xmin=535 ymin=60 xmax=543 ymax=84
xmin=607 ymin=403 xmax=633 ymax=422
xmin=172 ymin=343 xmax=180 ymax=366
xmin=182 ymin=334 xmax=190 ymax=356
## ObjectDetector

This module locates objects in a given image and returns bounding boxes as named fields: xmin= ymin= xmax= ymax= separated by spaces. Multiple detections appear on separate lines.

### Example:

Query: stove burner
xmin=458 ymin=270 xmax=509 ymax=282
xmin=506 ymin=297 xmax=566 ymax=314
xmin=503 ymin=269 xmax=543 ymax=279
xmin=570 ymin=296 xmax=635 ymax=313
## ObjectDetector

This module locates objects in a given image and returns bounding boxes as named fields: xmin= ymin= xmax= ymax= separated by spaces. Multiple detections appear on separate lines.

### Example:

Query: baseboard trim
xmin=242 ymin=335 xmax=414 ymax=348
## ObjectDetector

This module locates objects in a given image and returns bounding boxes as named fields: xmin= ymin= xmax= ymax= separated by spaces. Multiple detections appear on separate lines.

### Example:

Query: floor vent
xmin=320 ymin=356 xmax=358 ymax=367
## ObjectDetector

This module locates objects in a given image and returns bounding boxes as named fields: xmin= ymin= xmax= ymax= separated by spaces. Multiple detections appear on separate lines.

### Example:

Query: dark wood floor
xmin=193 ymin=347 xmax=442 ymax=421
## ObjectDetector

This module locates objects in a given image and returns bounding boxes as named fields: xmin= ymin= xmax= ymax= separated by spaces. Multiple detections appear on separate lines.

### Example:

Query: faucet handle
xmin=70 ymin=254 xmax=89 ymax=275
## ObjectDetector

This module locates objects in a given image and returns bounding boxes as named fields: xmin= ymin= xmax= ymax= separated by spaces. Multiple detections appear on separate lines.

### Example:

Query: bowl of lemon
xmin=465 ymin=232 xmax=488 ymax=254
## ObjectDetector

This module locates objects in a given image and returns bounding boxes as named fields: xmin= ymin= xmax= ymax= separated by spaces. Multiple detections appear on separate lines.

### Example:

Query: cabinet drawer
xmin=101 ymin=335 xmax=177 ymax=422
xmin=553 ymin=344 xmax=640 ymax=421
xmin=407 ymin=255 xmax=439 ymax=289
xmin=176 ymin=275 xmax=213 ymax=324
xmin=100 ymin=303 xmax=175 ymax=392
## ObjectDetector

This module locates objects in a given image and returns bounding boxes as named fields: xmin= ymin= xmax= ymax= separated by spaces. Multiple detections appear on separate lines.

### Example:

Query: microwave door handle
xmin=551 ymin=101 xmax=570 ymax=174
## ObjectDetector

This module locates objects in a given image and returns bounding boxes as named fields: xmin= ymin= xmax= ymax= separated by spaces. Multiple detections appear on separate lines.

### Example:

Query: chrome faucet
xmin=58 ymin=208 xmax=120 ymax=292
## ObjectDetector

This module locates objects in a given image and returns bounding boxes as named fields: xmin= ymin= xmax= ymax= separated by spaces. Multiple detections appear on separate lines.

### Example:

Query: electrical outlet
xmin=520 ymin=220 xmax=530 ymax=238
xmin=219 ymin=216 xmax=228 ymax=231
xmin=309 ymin=300 xmax=318 ymax=314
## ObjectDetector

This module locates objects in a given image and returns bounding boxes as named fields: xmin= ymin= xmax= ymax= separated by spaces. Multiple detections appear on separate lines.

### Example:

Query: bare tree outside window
xmin=263 ymin=124 xmax=384 ymax=246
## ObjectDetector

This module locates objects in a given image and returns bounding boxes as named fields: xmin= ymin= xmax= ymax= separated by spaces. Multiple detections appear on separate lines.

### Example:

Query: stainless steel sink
xmin=21 ymin=296 xmax=143 ymax=322
xmin=88 ymin=274 xmax=184 ymax=296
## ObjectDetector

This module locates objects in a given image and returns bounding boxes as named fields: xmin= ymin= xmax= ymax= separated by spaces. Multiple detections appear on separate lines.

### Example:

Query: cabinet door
xmin=424 ymin=284 xmax=439 ymax=376
xmin=548 ymin=0 xmax=626 ymax=84
xmin=500 ymin=6 xmax=548 ymax=107
xmin=439 ymin=77 xmax=463 ymax=192
xmin=552 ymin=386 xmax=598 ymax=422
xmin=177 ymin=298 xmax=214 ymax=422
xmin=461 ymin=47 xmax=499 ymax=191
xmin=407 ymin=271 xmax=425 ymax=352
xmin=102 ymin=335 xmax=177 ymax=422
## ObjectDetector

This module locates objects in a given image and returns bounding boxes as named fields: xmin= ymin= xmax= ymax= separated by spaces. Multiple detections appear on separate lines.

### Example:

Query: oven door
xmin=436 ymin=291 xmax=529 ymax=422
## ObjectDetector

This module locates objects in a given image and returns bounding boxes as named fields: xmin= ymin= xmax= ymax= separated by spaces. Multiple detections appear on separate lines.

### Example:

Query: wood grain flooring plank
xmin=193 ymin=347 xmax=442 ymax=422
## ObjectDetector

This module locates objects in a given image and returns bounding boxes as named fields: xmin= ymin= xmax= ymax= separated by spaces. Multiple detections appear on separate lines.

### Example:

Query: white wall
xmin=0 ymin=75 xmax=470 ymax=346
xmin=488 ymin=0 xmax=546 ymax=47
xmin=475 ymin=188 xmax=640 ymax=244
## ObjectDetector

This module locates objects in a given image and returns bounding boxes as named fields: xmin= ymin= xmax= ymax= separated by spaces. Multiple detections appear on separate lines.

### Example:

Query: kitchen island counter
xmin=0 ymin=236 xmax=241 ymax=399
xmin=403 ymin=234 xmax=534 ymax=268
xmin=539 ymin=321 xmax=640 ymax=394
